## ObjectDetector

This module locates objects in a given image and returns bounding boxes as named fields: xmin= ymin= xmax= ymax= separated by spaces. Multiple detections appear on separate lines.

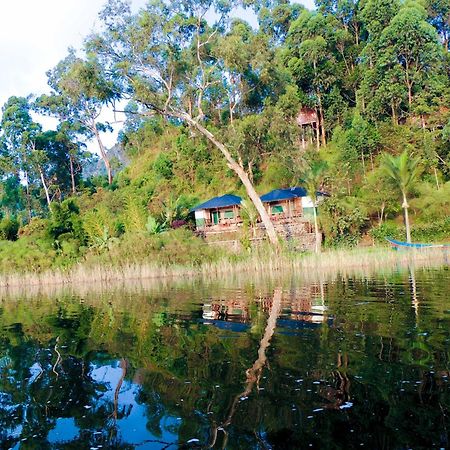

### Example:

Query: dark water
xmin=0 ymin=266 xmax=449 ymax=449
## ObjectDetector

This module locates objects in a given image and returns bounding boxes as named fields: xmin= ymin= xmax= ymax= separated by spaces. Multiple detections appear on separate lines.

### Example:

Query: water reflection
xmin=0 ymin=266 xmax=449 ymax=448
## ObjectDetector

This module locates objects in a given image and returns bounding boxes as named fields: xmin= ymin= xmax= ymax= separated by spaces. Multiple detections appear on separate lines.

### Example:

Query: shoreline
xmin=1 ymin=246 xmax=449 ymax=292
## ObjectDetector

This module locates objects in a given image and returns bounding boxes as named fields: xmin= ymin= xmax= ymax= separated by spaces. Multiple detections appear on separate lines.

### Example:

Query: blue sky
xmin=0 ymin=0 xmax=315 ymax=148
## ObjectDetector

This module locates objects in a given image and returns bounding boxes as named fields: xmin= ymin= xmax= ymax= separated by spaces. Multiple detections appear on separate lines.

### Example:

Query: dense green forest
xmin=0 ymin=0 xmax=449 ymax=272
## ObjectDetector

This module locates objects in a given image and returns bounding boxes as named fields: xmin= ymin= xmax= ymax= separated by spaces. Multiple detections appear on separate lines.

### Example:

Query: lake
xmin=0 ymin=264 xmax=449 ymax=449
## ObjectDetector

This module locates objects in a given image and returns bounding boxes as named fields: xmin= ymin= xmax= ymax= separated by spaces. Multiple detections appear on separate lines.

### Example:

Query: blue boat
xmin=387 ymin=238 xmax=449 ymax=249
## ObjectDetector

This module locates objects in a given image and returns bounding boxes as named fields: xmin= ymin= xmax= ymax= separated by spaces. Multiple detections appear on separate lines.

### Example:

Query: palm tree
xmin=381 ymin=150 xmax=421 ymax=243
xmin=302 ymin=161 xmax=327 ymax=253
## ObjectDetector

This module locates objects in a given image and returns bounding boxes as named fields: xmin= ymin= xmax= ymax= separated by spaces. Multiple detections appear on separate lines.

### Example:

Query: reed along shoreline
xmin=1 ymin=245 xmax=448 ymax=290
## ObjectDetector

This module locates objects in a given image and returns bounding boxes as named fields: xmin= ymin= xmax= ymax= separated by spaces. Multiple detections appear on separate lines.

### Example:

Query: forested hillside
xmin=0 ymin=0 xmax=449 ymax=272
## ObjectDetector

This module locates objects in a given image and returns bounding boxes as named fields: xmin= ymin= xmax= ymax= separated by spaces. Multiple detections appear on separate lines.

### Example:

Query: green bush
xmin=370 ymin=218 xmax=450 ymax=243
xmin=0 ymin=236 xmax=56 ymax=273
xmin=411 ymin=217 xmax=450 ymax=243
xmin=153 ymin=152 xmax=174 ymax=179
xmin=320 ymin=197 xmax=367 ymax=247
xmin=19 ymin=217 xmax=49 ymax=238
xmin=86 ymin=228 xmax=222 ymax=267
xmin=47 ymin=199 xmax=86 ymax=243
xmin=0 ymin=216 xmax=19 ymax=241
xmin=370 ymin=222 xmax=403 ymax=243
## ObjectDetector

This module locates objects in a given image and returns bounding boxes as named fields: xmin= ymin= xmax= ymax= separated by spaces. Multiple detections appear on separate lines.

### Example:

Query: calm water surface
xmin=0 ymin=266 xmax=449 ymax=449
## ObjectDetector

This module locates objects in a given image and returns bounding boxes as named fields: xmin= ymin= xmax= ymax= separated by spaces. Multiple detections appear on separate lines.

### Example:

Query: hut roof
xmin=296 ymin=107 xmax=318 ymax=126
xmin=260 ymin=187 xmax=308 ymax=203
xmin=191 ymin=194 xmax=242 ymax=211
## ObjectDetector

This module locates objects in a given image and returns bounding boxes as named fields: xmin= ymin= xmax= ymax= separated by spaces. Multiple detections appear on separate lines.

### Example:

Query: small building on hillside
xmin=191 ymin=194 xmax=242 ymax=232
xmin=296 ymin=108 xmax=318 ymax=126
xmin=260 ymin=186 xmax=322 ymax=221
xmin=191 ymin=187 xmax=327 ymax=250
xmin=296 ymin=107 xmax=320 ymax=149
xmin=260 ymin=187 xmax=307 ymax=220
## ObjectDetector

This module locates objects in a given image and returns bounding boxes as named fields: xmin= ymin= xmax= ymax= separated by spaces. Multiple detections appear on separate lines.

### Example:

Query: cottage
xmin=191 ymin=187 xmax=326 ymax=250
xmin=296 ymin=107 xmax=320 ymax=149
xmin=191 ymin=194 xmax=242 ymax=231
xmin=260 ymin=186 xmax=320 ymax=221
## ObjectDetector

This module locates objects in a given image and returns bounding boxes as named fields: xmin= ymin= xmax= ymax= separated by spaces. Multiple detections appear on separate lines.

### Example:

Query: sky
xmin=0 ymin=0 xmax=315 ymax=150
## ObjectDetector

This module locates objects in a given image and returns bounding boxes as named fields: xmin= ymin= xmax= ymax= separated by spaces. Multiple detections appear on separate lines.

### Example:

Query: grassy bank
xmin=1 ymin=245 xmax=448 ymax=290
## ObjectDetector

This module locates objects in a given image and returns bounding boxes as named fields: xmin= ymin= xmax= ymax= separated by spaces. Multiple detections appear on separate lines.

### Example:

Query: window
xmin=224 ymin=210 xmax=234 ymax=219
xmin=271 ymin=204 xmax=284 ymax=215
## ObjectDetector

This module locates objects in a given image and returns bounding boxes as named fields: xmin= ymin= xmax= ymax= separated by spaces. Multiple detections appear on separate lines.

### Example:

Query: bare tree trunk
xmin=402 ymin=192 xmax=412 ymax=243
xmin=409 ymin=267 xmax=419 ymax=318
xmin=391 ymin=102 xmax=397 ymax=125
xmin=319 ymin=108 xmax=326 ymax=146
xmin=315 ymin=121 xmax=320 ymax=151
xmin=207 ymin=288 xmax=283 ymax=447
xmin=93 ymin=122 xmax=112 ymax=185
xmin=112 ymin=359 xmax=127 ymax=420
xmin=361 ymin=150 xmax=366 ymax=177
xmin=39 ymin=168 xmax=51 ymax=207
xmin=379 ymin=202 xmax=385 ymax=225
xmin=407 ymin=84 xmax=413 ymax=109
xmin=405 ymin=65 xmax=413 ymax=109
xmin=317 ymin=92 xmax=326 ymax=146
xmin=434 ymin=167 xmax=440 ymax=190
xmin=24 ymin=170 xmax=32 ymax=221
xmin=186 ymin=117 xmax=279 ymax=248
xmin=69 ymin=153 xmax=76 ymax=194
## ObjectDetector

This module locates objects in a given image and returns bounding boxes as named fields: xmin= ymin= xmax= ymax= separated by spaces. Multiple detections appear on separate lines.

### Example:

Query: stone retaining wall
xmin=204 ymin=221 xmax=320 ymax=252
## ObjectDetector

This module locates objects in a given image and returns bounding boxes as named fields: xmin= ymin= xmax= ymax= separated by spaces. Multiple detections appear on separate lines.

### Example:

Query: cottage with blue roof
xmin=191 ymin=194 xmax=242 ymax=230
xmin=191 ymin=187 xmax=326 ymax=244
xmin=260 ymin=186 xmax=325 ymax=221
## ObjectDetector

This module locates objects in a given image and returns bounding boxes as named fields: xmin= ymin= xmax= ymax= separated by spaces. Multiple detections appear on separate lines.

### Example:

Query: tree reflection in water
xmin=0 ymin=268 xmax=448 ymax=448
xmin=207 ymin=288 xmax=282 ymax=448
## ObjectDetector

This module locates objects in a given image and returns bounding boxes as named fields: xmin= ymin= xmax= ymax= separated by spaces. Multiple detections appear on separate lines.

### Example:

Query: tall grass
xmin=0 ymin=246 xmax=448 ymax=293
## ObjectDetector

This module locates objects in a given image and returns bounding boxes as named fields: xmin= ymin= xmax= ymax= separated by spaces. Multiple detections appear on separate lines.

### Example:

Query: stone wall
xmin=204 ymin=220 xmax=320 ymax=252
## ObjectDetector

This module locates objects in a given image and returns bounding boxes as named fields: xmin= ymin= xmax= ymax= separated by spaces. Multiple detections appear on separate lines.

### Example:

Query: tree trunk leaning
xmin=93 ymin=123 xmax=113 ymax=185
xmin=39 ymin=168 xmax=51 ymax=207
xmin=189 ymin=118 xmax=280 ymax=248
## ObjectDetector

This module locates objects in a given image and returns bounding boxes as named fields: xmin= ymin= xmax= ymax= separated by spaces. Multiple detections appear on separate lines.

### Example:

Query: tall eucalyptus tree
xmin=37 ymin=49 xmax=119 ymax=185
xmin=88 ymin=0 xmax=280 ymax=246
xmin=0 ymin=96 xmax=41 ymax=219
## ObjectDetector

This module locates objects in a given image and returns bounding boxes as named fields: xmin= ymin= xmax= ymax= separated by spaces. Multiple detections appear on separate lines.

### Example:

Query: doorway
xmin=212 ymin=210 xmax=220 ymax=225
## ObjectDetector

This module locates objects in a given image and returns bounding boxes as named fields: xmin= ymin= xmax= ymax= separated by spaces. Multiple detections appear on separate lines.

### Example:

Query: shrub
xmin=83 ymin=206 xmax=118 ymax=246
xmin=411 ymin=217 xmax=450 ymax=243
xmin=370 ymin=222 xmax=403 ymax=243
xmin=0 ymin=236 xmax=56 ymax=273
xmin=153 ymin=152 xmax=174 ymax=179
xmin=48 ymin=200 xmax=84 ymax=239
xmin=0 ymin=216 xmax=19 ymax=241
xmin=320 ymin=197 xmax=367 ymax=247
xmin=19 ymin=217 xmax=49 ymax=238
